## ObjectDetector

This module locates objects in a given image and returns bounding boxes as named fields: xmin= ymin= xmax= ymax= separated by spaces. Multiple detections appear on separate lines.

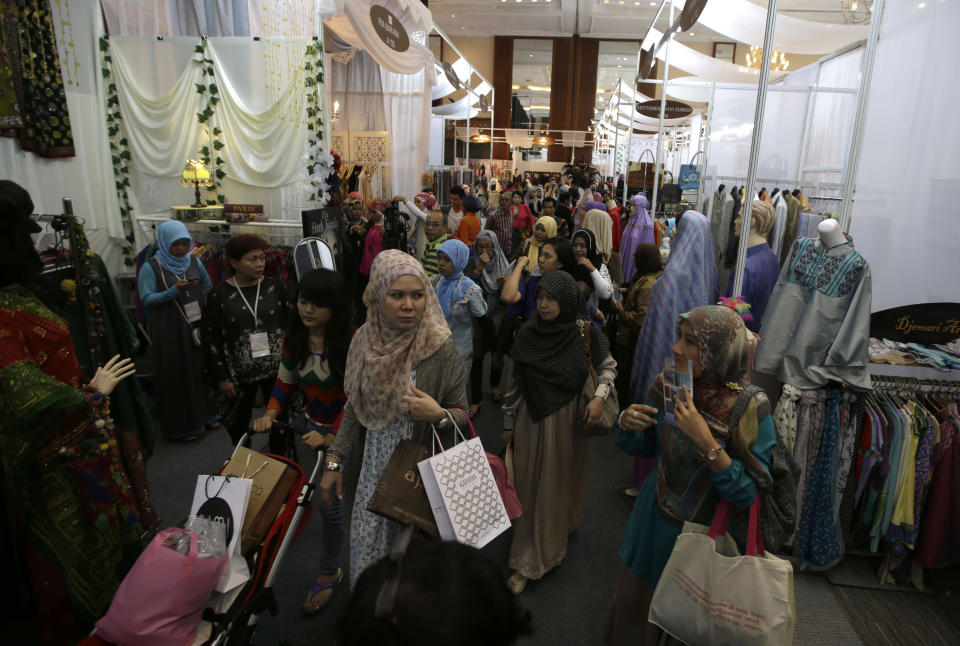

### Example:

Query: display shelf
xmin=868 ymin=362 xmax=960 ymax=381
xmin=135 ymin=214 xmax=303 ymax=229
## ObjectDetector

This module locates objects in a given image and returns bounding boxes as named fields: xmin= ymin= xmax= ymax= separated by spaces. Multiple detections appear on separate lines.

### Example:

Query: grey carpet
xmin=792 ymin=574 xmax=864 ymax=645
xmin=833 ymin=585 xmax=960 ymax=646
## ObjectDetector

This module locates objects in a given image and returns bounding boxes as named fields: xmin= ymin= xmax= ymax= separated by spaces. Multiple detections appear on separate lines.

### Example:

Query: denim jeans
xmin=307 ymin=420 xmax=344 ymax=574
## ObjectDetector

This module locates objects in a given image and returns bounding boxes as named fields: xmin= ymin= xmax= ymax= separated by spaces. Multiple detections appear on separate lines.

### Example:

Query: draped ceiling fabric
xmin=643 ymin=28 xmax=787 ymax=84
xmin=324 ymin=0 xmax=433 ymax=78
xmin=676 ymin=0 xmax=868 ymax=55
xmin=381 ymin=67 xmax=430 ymax=200
xmin=100 ymin=1 xmax=333 ymax=37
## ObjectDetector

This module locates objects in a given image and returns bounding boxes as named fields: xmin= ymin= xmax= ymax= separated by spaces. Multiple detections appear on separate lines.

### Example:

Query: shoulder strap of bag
xmin=728 ymin=384 xmax=763 ymax=435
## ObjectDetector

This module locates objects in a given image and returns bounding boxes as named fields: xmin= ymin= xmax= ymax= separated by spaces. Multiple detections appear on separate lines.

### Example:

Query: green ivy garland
xmin=194 ymin=39 xmax=226 ymax=206
xmin=303 ymin=39 xmax=330 ymax=205
xmin=98 ymin=37 xmax=136 ymax=268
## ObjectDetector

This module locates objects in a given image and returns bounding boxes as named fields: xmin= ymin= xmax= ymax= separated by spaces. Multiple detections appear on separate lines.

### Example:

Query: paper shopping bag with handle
xmin=222 ymin=446 xmax=298 ymax=553
xmin=367 ymin=438 xmax=439 ymax=537
xmin=649 ymin=495 xmax=796 ymax=645
xmin=418 ymin=418 xmax=511 ymax=548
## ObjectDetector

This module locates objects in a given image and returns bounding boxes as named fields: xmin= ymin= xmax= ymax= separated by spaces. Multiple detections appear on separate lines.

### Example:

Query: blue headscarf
xmin=630 ymin=210 xmax=717 ymax=401
xmin=155 ymin=220 xmax=194 ymax=274
xmin=435 ymin=238 xmax=476 ymax=318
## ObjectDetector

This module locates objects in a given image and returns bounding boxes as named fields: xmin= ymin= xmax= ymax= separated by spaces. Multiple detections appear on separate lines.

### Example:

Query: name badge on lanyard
xmin=235 ymin=279 xmax=268 ymax=357
xmin=249 ymin=331 xmax=270 ymax=358
xmin=183 ymin=300 xmax=202 ymax=323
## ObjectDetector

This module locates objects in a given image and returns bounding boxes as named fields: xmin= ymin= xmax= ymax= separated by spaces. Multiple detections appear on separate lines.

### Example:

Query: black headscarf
xmin=511 ymin=271 xmax=610 ymax=422
xmin=573 ymin=229 xmax=603 ymax=270
xmin=0 ymin=180 xmax=43 ymax=288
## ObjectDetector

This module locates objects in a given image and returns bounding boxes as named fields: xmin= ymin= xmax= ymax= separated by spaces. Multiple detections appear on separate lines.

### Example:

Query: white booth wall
xmin=850 ymin=0 xmax=960 ymax=312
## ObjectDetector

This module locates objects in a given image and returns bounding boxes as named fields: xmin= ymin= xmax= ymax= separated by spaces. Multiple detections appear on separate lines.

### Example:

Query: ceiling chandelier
xmin=745 ymin=46 xmax=790 ymax=72
xmin=840 ymin=0 xmax=873 ymax=24
xmin=471 ymin=132 xmax=491 ymax=143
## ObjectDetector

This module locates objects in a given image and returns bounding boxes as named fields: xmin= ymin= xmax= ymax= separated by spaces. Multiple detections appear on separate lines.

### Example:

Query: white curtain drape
xmin=327 ymin=48 xmax=387 ymax=132
xmin=850 ymin=0 xmax=960 ymax=311
xmin=381 ymin=68 xmax=430 ymax=200
xmin=643 ymin=28 xmax=788 ymax=84
xmin=107 ymin=37 xmax=316 ymax=219
xmin=325 ymin=0 xmax=432 ymax=77
xmin=101 ymin=1 xmax=335 ymax=37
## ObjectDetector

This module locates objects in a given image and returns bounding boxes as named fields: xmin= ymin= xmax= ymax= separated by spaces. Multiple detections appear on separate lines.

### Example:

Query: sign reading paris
xmin=371 ymin=5 xmax=410 ymax=53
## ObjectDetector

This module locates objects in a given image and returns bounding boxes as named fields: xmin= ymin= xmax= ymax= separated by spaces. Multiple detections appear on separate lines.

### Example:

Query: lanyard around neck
xmin=233 ymin=278 xmax=262 ymax=326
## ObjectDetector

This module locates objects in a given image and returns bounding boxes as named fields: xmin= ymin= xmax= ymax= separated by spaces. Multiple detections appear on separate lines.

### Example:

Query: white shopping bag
xmin=649 ymin=496 xmax=796 ymax=646
xmin=418 ymin=416 xmax=511 ymax=548
xmin=190 ymin=474 xmax=253 ymax=593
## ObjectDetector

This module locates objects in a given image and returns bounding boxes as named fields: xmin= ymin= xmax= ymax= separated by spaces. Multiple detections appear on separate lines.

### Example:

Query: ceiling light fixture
xmin=745 ymin=45 xmax=790 ymax=71
xmin=840 ymin=0 xmax=873 ymax=23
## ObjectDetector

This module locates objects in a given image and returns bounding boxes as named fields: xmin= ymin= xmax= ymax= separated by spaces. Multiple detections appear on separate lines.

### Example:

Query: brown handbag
xmin=365 ymin=438 xmax=440 ymax=537
xmin=576 ymin=321 xmax=619 ymax=436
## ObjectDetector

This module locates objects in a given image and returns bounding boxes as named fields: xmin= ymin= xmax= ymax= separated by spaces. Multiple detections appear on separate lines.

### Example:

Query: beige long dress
xmin=504 ymin=353 xmax=617 ymax=580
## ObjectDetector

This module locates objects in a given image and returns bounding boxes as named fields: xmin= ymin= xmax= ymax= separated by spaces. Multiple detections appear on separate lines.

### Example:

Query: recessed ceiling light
xmin=689 ymin=32 xmax=695 ymax=36
xmin=450 ymin=14 xmax=455 ymax=17
xmin=529 ymin=53 xmax=534 ymax=57
xmin=649 ymin=1 xmax=656 ymax=4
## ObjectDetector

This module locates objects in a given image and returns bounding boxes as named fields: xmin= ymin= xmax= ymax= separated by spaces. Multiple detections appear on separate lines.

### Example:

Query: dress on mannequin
xmin=779 ymin=191 xmax=802 ymax=265
xmin=756 ymin=223 xmax=872 ymax=391
xmin=359 ymin=169 xmax=373 ymax=205
xmin=724 ymin=200 xmax=780 ymax=333
xmin=770 ymin=190 xmax=789 ymax=258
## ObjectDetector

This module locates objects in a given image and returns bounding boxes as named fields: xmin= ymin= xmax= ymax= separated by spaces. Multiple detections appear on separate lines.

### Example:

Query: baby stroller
xmin=83 ymin=238 xmax=338 ymax=646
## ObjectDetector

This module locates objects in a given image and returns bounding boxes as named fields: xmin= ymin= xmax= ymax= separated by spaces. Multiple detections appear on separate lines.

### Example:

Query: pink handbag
xmin=96 ymin=528 xmax=228 ymax=646
xmin=454 ymin=411 xmax=523 ymax=520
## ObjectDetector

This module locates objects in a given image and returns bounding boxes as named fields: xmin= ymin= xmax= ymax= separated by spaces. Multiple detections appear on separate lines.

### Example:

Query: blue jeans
xmin=308 ymin=420 xmax=344 ymax=575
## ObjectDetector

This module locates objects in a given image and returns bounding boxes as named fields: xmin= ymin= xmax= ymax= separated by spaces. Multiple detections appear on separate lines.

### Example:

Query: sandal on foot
xmin=507 ymin=573 xmax=528 ymax=595
xmin=468 ymin=404 xmax=482 ymax=419
xmin=491 ymin=389 xmax=504 ymax=402
xmin=302 ymin=568 xmax=342 ymax=616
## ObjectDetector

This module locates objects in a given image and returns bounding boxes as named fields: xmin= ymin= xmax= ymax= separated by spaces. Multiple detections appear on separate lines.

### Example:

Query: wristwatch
xmin=325 ymin=459 xmax=344 ymax=473
xmin=700 ymin=445 xmax=723 ymax=462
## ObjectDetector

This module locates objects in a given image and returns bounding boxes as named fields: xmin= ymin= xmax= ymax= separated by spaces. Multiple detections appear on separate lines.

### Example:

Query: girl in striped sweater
xmin=254 ymin=268 xmax=353 ymax=615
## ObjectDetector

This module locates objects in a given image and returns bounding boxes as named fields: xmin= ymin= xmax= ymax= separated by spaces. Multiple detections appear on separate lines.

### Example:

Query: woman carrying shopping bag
xmin=320 ymin=250 xmax=469 ymax=588
xmin=605 ymin=305 xmax=776 ymax=646
xmin=503 ymin=271 xmax=617 ymax=594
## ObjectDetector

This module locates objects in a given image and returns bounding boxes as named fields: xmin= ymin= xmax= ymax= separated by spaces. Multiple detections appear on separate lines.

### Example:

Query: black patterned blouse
xmin=201 ymin=277 xmax=289 ymax=385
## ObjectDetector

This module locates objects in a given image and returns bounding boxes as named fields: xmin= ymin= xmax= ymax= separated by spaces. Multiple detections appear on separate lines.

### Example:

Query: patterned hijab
xmin=344 ymin=250 xmax=451 ymax=431
xmin=621 ymin=194 xmax=655 ymax=283
xmin=511 ymin=271 xmax=609 ymax=422
xmin=155 ymin=220 xmax=193 ymax=274
xmin=527 ymin=216 xmax=558 ymax=270
xmin=435 ymin=239 xmax=476 ymax=318
xmin=474 ymin=230 xmax=509 ymax=295
xmin=630 ymin=210 xmax=717 ymax=402
xmin=582 ymin=209 xmax=612 ymax=262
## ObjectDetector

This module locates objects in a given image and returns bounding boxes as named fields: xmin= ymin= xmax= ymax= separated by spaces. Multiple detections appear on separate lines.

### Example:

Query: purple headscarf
xmin=581 ymin=200 xmax=607 ymax=212
xmin=630 ymin=210 xmax=717 ymax=402
xmin=620 ymin=193 xmax=656 ymax=283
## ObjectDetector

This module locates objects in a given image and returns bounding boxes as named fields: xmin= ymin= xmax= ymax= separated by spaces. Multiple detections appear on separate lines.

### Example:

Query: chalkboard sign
xmin=302 ymin=206 xmax=341 ymax=238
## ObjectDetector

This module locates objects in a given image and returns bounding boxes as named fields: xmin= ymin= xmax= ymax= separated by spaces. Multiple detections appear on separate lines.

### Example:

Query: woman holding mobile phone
xmin=138 ymin=220 xmax=214 ymax=440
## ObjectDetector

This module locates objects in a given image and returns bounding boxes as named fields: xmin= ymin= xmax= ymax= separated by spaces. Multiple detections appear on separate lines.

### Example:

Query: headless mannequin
xmin=818 ymin=218 xmax=846 ymax=248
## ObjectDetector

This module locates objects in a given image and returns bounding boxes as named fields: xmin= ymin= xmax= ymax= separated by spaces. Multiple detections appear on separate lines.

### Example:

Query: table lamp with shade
xmin=182 ymin=159 xmax=213 ymax=208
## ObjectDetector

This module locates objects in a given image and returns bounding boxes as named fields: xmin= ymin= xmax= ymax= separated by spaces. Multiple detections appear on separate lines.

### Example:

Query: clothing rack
xmin=870 ymin=375 xmax=960 ymax=391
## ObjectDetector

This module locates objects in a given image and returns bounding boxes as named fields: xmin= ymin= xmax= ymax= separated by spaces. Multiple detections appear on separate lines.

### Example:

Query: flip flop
xmin=491 ymin=390 xmax=504 ymax=402
xmin=302 ymin=568 xmax=342 ymax=616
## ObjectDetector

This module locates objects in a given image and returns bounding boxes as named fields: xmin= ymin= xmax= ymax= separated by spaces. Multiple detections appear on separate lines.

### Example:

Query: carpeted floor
xmin=833 ymin=585 xmax=960 ymax=646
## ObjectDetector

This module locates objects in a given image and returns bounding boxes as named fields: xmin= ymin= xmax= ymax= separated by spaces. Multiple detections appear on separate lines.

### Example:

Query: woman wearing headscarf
xmin=620 ymin=194 xmax=656 ymax=284
xmin=605 ymin=306 xmax=775 ymax=646
xmin=320 ymin=251 xmax=469 ymax=587
xmin=485 ymin=192 xmax=515 ymax=258
xmin=572 ymin=229 xmax=615 ymax=314
xmin=465 ymin=230 xmax=510 ymax=410
xmin=138 ymin=219 xmax=214 ymax=439
xmin=612 ymin=244 xmax=663 ymax=406
xmin=582 ymin=208 xmax=613 ymax=264
xmin=520 ymin=215 xmax=558 ymax=273
xmin=504 ymin=271 xmax=618 ymax=594
xmin=432 ymin=239 xmax=487 ymax=402
xmin=574 ymin=199 xmax=607 ymax=232
xmin=630 ymin=211 xmax=717 ymax=406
